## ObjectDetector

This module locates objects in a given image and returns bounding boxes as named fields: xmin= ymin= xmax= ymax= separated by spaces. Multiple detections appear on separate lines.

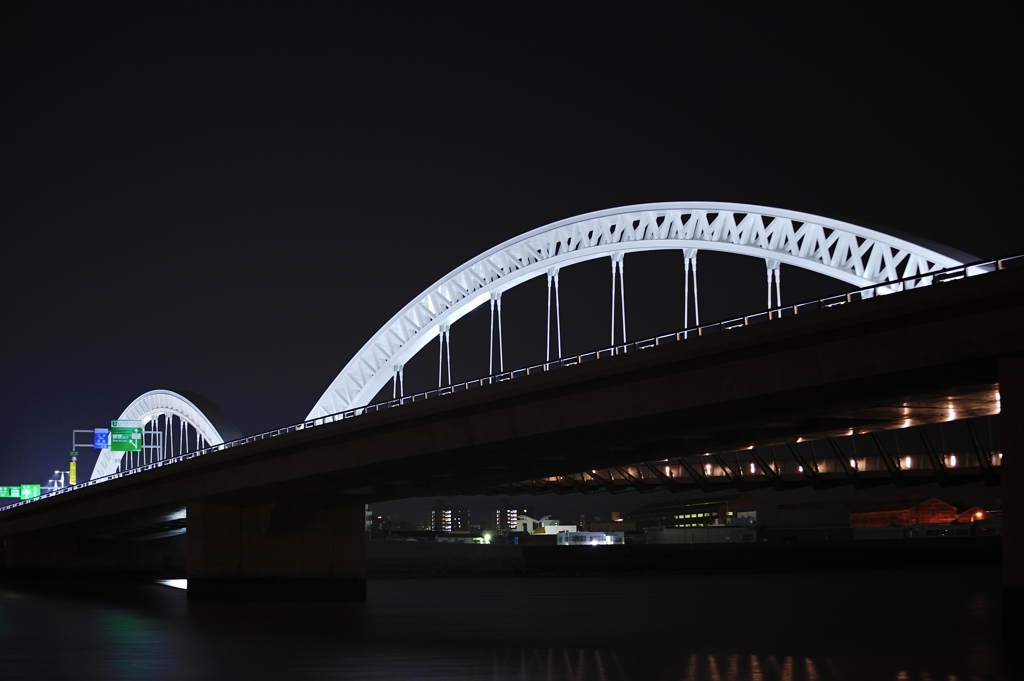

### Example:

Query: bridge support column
xmin=1001 ymin=357 xmax=1024 ymax=640
xmin=186 ymin=501 xmax=366 ymax=601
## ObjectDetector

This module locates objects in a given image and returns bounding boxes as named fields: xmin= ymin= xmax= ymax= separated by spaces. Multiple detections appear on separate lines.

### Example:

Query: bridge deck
xmin=1 ymin=264 xmax=1022 ymax=540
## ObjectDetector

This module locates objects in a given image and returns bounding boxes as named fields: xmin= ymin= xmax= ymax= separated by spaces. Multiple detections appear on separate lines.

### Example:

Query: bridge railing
xmin=4 ymin=253 xmax=1020 ymax=510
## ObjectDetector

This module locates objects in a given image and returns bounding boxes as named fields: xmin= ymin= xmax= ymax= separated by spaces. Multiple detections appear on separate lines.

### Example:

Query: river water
xmin=0 ymin=567 xmax=1013 ymax=680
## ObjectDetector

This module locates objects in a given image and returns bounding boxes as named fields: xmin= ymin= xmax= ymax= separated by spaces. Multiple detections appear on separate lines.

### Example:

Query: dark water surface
xmin=0 ymin=567 xmax=1013 ymax=680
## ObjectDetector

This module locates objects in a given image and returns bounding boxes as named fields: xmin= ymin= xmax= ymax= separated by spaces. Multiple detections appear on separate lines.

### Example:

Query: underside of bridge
xmin=376 ymin=385 xmax=1002 ymax=500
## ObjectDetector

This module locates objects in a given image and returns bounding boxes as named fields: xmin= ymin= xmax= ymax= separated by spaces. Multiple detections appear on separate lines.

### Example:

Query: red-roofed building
xmin=848 ymin=495 xmax=957 ymax=528
xmin=956 ymin=506 xmax=989 ymax=523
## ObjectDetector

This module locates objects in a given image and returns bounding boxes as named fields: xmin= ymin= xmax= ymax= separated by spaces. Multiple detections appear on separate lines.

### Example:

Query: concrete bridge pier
xmin=186 ymin=501 xmax=366 ymax=601
xmin=1001 ymin=357 xmax=1023 ymax=640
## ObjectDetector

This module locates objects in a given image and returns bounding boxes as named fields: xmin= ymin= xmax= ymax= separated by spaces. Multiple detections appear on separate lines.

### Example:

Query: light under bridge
xmin=0 ymin=202 xmax=1021 ymax=604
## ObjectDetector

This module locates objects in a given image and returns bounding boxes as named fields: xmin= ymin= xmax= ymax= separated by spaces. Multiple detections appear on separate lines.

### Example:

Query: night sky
xmin=2 ymin=5 xmax=1020 ymax=520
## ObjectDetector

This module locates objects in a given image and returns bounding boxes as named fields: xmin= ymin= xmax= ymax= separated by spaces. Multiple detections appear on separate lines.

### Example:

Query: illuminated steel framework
xmin=307 ymin=202 xmax=974 ymax=418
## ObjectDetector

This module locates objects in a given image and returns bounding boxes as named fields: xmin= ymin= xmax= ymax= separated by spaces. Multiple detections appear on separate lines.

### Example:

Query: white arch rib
xmin=307 ymin=202 xmax=968 ymax=419
xmin=90 ymin=389 xmax=229 ymax=480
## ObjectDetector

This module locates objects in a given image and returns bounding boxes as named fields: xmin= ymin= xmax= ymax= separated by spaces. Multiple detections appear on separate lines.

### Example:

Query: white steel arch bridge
xmin=306 ymin=202 xmax=975 ymax=419
xmin=90 ymin=389 xmax=243 ymax=479
xmin=88 ymin=202 xmax=981 ymax=482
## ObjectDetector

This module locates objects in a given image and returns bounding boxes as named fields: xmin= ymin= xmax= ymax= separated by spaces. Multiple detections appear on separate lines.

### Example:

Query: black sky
xmin=1 ymin=5 xmax=1020 ymax=516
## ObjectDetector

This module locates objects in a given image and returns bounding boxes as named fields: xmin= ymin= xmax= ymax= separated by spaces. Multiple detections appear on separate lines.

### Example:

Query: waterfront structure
xmin=626 ymin=493 xmax=767 ymax=530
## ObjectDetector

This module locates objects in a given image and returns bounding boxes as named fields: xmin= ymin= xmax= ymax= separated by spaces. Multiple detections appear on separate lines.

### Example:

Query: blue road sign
xmin=94 ymin=428 xmax=110 ymax=449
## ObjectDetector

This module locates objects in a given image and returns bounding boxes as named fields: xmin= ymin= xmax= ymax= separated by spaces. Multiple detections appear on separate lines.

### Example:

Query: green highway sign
xmin=111 ymin=419 xmax=143 ymax=452
xmin=0 ymin=485 xmax=41 ymax=499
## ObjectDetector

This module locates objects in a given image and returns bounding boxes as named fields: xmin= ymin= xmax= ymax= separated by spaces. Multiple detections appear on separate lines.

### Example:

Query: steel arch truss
xmin=308 ymin=202 xmax=968 ymax=419
xmin=90 ymin=390 xmax=231 ymax=480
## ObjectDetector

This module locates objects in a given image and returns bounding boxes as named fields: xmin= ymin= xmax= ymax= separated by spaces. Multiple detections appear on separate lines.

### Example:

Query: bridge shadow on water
xmin=0 ymin=567 xmax=1014 ymax=680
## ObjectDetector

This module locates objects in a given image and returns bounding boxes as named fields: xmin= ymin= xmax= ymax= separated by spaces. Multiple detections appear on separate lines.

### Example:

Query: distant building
xmin=627 ymin=493 xmax=767 ymax=529
xmin=847 ymin=495 xmax=958 ymax=528
xmin=756 ymin=502 xmax=850 ymax=542
xmin=496 ymin=500 xmax=534 ymax=533
xmin=588 ymin=521 xmax=636 ymax=532
xmin=516 ymin=514 xmax=577 ymax=535
xmin=632 ymin=492 xmax=999 ymax=544
xmin=558 ymin=531 xmax=624 ymax=546
xmin=371 ymin=514 xmax=425 ymax=531
xmin=430 ymin=499 xmax=470 ymax=533
xmin=645 ymin=526 xmax=758 ymax=544
xmin=956 ymin=504 xmax=990 ymax=524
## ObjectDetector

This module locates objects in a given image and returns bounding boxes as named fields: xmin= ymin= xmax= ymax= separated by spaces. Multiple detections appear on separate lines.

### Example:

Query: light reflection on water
xmin=0 ymin=567 xmax=1012 ymax=680
xmin=486 ymin=649 xmax=835 ymax=680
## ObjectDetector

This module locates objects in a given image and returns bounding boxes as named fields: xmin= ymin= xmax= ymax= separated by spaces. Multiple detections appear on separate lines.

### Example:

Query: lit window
xmin=905 ymin=456 xmax=912 ymax=469
xmin=749 ymin=463 xmax=756 ymax=474
xmin=798 ymin=465 xmax=804 ymax=472
xmin=949 ymin=455 xmax=957 ymax=467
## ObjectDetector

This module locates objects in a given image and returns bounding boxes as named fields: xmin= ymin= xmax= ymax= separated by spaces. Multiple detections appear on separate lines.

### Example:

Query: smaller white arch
xmin=90 ymin=389 xmax=240 ymax=480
